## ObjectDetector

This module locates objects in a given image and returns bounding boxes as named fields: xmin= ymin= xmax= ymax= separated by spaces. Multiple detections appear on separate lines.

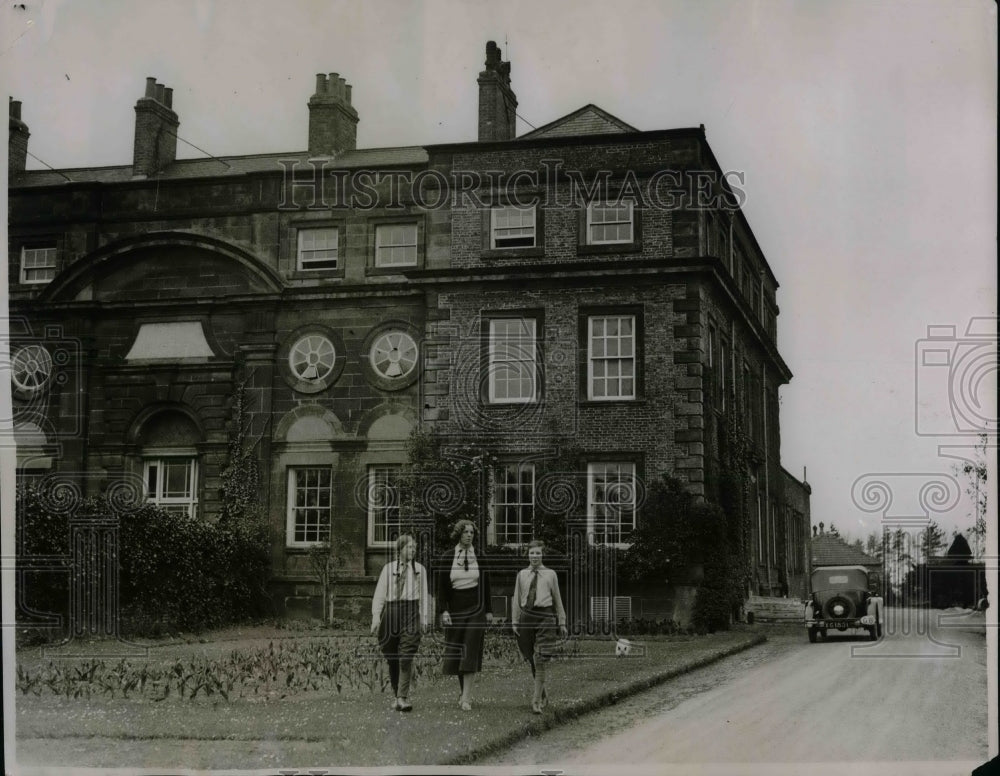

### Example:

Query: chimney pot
xmin=133 ymin=76 xmax=179 ymax=177
xmin=485 ymin=40 xmax=500 ymax=67
xmin=819 ymin=522 xmax=825 ymax=535
xmin=9 ymin=96 xmax=29 ymax=176
xmin=478 ymin=40 xmax=517 ymax=141
xmin=308 ymin=70 xmax=358 ymax=155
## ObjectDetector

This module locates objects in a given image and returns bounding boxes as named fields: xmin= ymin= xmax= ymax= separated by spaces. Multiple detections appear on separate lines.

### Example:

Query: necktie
xmin=525 ymin=568 xmax=539 ymax=610
xmin=394 ymin=564 xmax=406 ymax=600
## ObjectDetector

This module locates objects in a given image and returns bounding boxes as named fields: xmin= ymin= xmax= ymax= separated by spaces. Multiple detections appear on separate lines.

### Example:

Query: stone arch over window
xmin=127 ymin=404 xmax=204 ymax=518
xmin=357 ymin=403 xmax=416 ymax=441
xmin=273 ymin=405 xmax=347 ymax=443
xmin=40 ymin=231 xmax=283 ymax=303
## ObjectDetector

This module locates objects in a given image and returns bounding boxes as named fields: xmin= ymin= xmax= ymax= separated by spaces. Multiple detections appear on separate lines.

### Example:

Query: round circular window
xmin=11 ymin=345 xmax=53 ymax=393
xmin=280 ymin=326 xmax=345 ymax=394
xmin=288 ymin=334 xmax=336 ymax=383
xmin=369 ymin=331 xmax=418 ymax=380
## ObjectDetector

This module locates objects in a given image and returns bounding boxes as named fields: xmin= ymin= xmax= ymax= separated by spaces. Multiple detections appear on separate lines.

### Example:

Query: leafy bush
xmin=15 ymin=484 xmax=271 ymax=639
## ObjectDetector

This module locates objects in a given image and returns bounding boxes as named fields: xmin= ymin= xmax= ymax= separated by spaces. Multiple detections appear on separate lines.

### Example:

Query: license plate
xmin=826 ymin=621 xmax=849 ymax=629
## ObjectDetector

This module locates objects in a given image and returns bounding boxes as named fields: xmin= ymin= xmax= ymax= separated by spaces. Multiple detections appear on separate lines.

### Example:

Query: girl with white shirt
xmin=436 ymin=519 xmax=493 ymax=711
xmin=370 ymin=533 xmax=430 ymax=711
xmin=511 ymin=539 xmax=568 ymax=714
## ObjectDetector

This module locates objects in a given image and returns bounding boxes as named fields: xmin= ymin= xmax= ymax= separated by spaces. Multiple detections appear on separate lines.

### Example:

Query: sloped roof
xmin=519 ymin=104 xmax=638 ymax=140
xmin=811 ymin=533 xmax=880 ymax=568
xmin=12 ymin=146 xmax=429 ymax=188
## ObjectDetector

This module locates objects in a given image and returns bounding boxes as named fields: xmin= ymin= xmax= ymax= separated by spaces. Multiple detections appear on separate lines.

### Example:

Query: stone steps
xmin=746 ymin=596 xmax=804 ymax=623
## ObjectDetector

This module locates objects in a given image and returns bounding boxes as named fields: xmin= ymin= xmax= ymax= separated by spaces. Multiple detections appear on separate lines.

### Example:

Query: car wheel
xmin=808 ymin=627 xmax=818 ymax=643
xmin=820 ymin=629 xmax=828 ymax=640
xmin=868 ymin=626 xmax=878 ymax=641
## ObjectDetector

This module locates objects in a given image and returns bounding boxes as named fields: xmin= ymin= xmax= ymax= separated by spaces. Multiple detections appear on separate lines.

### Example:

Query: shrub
xmin=15 ymin=484 xmax=272 ymax=640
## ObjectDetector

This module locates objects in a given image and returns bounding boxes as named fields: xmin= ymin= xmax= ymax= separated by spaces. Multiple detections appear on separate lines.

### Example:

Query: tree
xmin=951 ymin=433 xmax=988 ymax=559
xmin=920 ymin=520 xmax=947 ymax=561
xmin=865 ymin=531 xmax=884 ymax=562
xmin=309 ymin=535 xmax=353 ymax=623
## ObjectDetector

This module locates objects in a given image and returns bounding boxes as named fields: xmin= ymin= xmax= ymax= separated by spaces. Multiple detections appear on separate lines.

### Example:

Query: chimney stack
xmin=477 ymin=40 xmax=517 ymax=142
xmin=9 ymin=97 xmax=30 ymax=177
xmin=308 ymin=72 xmax=359 ymax=156
xmin=132 ymin=77 xmax=179 ymax=178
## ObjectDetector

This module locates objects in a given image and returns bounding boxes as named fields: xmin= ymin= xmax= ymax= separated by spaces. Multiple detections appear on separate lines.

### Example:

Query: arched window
xmin=138 ymin=410 xmax=202 ymax=518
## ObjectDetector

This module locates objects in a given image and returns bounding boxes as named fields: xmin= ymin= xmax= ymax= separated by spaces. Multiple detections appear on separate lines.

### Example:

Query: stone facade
xmin=8 ymin=41 xmax=809 ymax=621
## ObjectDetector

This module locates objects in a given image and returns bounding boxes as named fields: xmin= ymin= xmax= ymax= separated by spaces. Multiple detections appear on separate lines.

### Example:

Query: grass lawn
xmin=14 ymin=625 xmax=765 ymax=768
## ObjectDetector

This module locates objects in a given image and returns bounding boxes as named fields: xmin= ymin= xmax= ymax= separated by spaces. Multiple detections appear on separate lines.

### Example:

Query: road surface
xmin=478 ymin=608 xmax=988 ymax=774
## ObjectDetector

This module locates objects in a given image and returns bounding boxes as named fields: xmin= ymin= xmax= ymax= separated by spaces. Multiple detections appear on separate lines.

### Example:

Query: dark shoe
xmin=398 ymin=699 xmax=413 ymax=712
xmin=392 ymin=698 xmax=402 ymax=711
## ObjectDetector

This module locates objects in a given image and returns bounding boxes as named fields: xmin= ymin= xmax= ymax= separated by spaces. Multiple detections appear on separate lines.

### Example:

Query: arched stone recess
xmin=356 ymin=402 xmax=417 ymax=444
xmin=273 ymin=404 xmax=348 ymax=444
xmin=356 ymin=403 xmax=416 ymax=566
xmin=124 ymin=402 xmax=206 ymax=518
xmin=13 ymin=421 xmax=59 ymax=474
xmin=270 ymin=405 xmax=360 ymax=579
xmin=40 ymin=231 xmax=283 ymax=303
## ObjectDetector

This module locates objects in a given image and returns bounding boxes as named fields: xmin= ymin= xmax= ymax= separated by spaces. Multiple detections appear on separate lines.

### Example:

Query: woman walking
xmin=370 ymin=533 xmax=430 ymax=711
xmin=437 ymin=519 xmax=492 ymax=711
xmin=511 ymin=539 xmax=567 ymax=714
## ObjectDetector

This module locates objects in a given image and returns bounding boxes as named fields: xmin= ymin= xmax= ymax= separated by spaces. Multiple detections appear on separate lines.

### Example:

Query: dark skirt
xmin=377 ymin=600 xmax=422 ymax=659
xmin=516 ymin=605 xmax=560 ymax=663
xmin=442 ymin=586 xmax=487 ymax=675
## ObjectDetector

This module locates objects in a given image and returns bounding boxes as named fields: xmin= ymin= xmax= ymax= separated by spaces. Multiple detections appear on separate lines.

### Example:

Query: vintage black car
xmin=805 ymin=565 xmax=883 ymax=642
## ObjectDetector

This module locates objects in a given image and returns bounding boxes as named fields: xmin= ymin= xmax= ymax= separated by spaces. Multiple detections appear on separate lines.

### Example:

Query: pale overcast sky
xmin=2 ymin=0 xmax=997 ymax=542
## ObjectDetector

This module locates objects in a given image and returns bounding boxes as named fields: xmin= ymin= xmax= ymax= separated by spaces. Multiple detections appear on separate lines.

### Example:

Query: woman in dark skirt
xmin=370 ymin=533 xmax=430 ymax=711
xmin=436 ymin=519 xmax=492 ymax=711
xmin=511 ymin=539 xmax=568 ymax=714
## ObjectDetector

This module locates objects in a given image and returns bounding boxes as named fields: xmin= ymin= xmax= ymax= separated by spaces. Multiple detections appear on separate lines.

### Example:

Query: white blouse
xmin=370 ymin=560 xmax=431 ymax=631
xmin=449 ymin=545 xmax=480 ymax=590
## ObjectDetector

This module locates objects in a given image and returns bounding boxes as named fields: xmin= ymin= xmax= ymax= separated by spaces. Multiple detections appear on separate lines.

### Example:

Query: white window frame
xmin=144 ymin=455 xmax=199 ymax=518
xmin=367 ymin=464 xmax=402 ymax=548
xmin=489 ymin=462 xmax=535 ymax=546
xmin=587 ymin=201 xmax=634 ymax=245
xmin=488 ymin=318 xmax=537 ymax=404
xmin=491 ymin=206 xmax=536 ymax=249
xmin=286 ymin=466 xmax=334 ymax=547
xmin=297 ymin=227 xmax=339 ymax=271
xmin=587 ymin=462 xmax=637 ymax=547
xmin=587 ymin=315 xmax=636 ymax=401
xmin=20 ymin=245 xmax=58 ymax=284
xmin=374 ymin=223 xmax=418 ymax=267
